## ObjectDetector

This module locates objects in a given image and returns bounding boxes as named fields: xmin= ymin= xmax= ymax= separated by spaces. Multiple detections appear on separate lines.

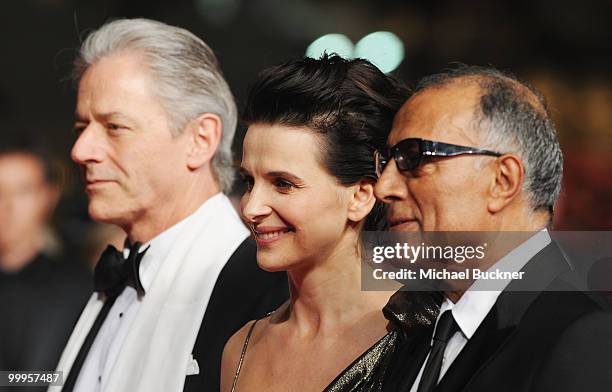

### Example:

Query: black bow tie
xmin=94 ymin=242 xmax=149 ymax=298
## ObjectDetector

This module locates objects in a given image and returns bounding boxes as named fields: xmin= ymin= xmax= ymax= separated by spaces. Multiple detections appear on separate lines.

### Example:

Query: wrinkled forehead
xmin=76 ymin=53 xmax=156 ymax=110
xmin=388 ymin=82 xmax=483 ymax=147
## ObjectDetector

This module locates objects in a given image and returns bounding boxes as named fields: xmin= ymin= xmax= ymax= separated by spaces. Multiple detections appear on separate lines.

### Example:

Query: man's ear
xmin=186 ymin=113 xmax=222 ymax=170
xmin=487 ymin=154 xmax=524 ymax=213
xmin=347 ymin=180 xmax=376 ymax=223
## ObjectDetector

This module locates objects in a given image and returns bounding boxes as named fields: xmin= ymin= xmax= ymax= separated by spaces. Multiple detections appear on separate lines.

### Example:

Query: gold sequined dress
xmin=322 ymin=291 xmax=441 ymax=392
xmin=230 ymin=291 xmax=441 ymax=392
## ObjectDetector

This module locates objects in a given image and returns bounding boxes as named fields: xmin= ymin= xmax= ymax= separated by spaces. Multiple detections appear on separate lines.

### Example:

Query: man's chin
xmin=87 ymin=200 xmax=125 ymax=224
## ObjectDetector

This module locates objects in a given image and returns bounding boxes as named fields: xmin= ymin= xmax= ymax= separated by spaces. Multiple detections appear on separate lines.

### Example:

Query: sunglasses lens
xmin=395 ymin=139 xmax=421 ymax=171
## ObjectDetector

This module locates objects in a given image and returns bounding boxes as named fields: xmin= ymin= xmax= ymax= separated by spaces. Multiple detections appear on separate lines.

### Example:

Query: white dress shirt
xmin=409 ymin=230 xmax=551 ymax=391
xmin=72 ymin=193 xmax=243 ymax=392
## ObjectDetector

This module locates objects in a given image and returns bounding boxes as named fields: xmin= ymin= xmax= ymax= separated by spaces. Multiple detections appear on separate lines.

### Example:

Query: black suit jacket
xmin=0 ymin=254 xmax=91 ymax=392
xmin=183 ymin=238 xmax=288 ymax=392
xmin=383 ymin=242 xmax=612 ymax=392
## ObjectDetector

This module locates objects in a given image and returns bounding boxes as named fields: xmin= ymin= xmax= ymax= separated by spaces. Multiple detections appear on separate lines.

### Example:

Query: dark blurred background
xmin=0 ymin=0 xmax=611 ymax=374
xmin=1 ymin=0 xmax=611 ymax=257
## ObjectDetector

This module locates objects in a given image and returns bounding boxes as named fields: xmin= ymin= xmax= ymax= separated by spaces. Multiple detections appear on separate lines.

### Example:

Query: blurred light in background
xmin=306 ymin=33 xmax=354 ymax=59
xmin=195 ymin=0 xmax=242 ymax=27
xmin=354 ymin=31 xmax=404 ymax=73
xmin=306 ymin=31 xmax=404 ymax=73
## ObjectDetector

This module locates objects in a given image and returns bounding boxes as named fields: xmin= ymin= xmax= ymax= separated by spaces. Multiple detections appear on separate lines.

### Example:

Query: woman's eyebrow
xmin=266 ymin=171 xmax=304 ymax=183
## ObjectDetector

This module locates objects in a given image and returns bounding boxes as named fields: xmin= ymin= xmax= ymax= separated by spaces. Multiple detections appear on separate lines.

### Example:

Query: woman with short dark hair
xmin=220 ymin=54 xmax=438 ymax=392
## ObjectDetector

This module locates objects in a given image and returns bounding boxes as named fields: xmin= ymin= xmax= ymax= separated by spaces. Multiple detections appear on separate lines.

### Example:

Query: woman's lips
xmin=254 ymin=226 xmax=294 ymax=246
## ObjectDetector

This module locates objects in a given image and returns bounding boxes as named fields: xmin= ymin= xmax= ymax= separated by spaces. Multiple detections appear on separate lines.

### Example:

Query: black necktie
xmin=94 ymin=242 xmax=148 ymax=297
xmin=62 ymin=243 xmax=149 ymax=392
xmin=417 ymin=310 xmax=459 ymax=392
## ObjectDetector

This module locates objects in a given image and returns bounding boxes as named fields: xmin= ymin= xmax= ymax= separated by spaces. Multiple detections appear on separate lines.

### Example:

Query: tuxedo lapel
xmin=184 ymin=238 xmax=288 ymax=392
xmin=48 ymin=295 xmax=104 ymax=392
xmin=103 ymin=195 xmax=248 ymax=392
xmin=62 ymin=295 xmax=118 ymax=392
xmin=435 ymin=306 xmax=516 ymax=392
xmin=51 ymin=194 xmax=249 ymax=392
xmin=437 ymin=242 xmax=571 ymax=392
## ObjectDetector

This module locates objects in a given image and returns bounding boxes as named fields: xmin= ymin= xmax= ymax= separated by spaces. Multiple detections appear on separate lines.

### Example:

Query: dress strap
xmin=230 ymin=317 xmax=263 ymax=392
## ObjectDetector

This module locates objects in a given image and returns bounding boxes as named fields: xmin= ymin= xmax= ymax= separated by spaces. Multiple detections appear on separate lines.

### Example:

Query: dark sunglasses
xmin=375 ymin=138 xmax=503 ymax=177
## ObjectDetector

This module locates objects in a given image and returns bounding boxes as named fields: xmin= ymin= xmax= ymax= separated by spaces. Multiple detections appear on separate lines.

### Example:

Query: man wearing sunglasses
xmin=375 ymin=66 xmax=612 ymax=391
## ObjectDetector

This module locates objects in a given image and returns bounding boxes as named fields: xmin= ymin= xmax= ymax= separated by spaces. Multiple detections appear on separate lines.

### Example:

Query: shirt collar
xmin=439 ymin=229 xmax=551 ymax=340
xmin=122 ymin=192 xmax=226 ymax=293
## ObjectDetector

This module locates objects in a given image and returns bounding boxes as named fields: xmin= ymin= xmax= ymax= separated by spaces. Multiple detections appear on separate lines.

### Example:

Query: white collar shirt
xmin=73 ymin=193 xmax=226 ymax=392
xmin=409 ymin=230 xmax=551 ymax=392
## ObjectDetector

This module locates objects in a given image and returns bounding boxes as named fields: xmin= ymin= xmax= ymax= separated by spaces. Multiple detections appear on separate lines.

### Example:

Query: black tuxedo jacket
xmin=0 ymin=254 xmax=91 ymax=392
xmin=0 ymin=254 xmax=91 ymax=372
xmin=383 ymin=242 xmax=612 ymax=392
xmin=183 ymin=238 xmax=288 ymax=392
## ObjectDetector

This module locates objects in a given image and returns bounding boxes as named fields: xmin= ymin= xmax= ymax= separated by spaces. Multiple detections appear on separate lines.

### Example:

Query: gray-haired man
xmin=375 ymin=66 xmax=612 ymax=391
xmin=51 ymin=18 xmax=286 ymax=392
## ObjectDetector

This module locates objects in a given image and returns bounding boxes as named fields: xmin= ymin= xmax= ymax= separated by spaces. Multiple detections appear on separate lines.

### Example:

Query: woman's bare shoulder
xmin=220 ymin=302 xmax=289 ymax=392
xmin=221 ymin=320 xmax=258 ymax=392
xmin=227 ymin=320 xmax=257 ymax=357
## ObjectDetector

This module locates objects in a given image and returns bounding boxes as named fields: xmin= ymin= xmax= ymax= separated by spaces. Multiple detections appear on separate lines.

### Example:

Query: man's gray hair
xmin=415 ymin=66 xmax=563 ymax=213
xmin=73 ymin=18 xmax=237 ymax=192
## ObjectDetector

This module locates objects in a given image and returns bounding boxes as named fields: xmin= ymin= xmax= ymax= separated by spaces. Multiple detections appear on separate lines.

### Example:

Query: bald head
xmin=417 ymin=71 xmax=547 ymax=114
xmin=392 ymin=80 xmax=483 ymax=147
xmin=410 ymin=66 xmax=563 ymax=216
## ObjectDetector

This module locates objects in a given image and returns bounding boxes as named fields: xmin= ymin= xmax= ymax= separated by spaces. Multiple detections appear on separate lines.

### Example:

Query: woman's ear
xmin=186 ymin=113 xmax=222 ymax=170
xmin=487 ymin=154 xmax=524 ymax=213
xmin=347 ymin=180 xmax=376 ymax=223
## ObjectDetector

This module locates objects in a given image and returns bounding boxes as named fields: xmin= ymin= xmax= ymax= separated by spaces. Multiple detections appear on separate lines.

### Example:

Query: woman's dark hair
xmin=243 ymin=53 xmax=410 ymax=230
